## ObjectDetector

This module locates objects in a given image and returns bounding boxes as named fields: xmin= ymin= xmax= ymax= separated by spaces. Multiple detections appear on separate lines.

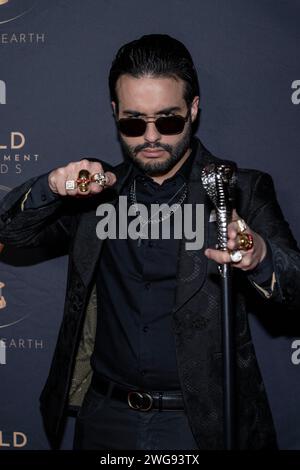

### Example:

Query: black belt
xmin=91 ymin=375 xmax=185 ymax=411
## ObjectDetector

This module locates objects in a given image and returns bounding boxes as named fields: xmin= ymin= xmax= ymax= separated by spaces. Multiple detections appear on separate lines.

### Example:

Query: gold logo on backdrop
xmin=0 ymin=132 xmax=40 ymax=174
xmin=0 ymin=431 xmax=27 ymax=448
xmin=0 ymin=0 xmax=37 ymax=25
xmin=0 ymin=0 xmax=46 ymax=43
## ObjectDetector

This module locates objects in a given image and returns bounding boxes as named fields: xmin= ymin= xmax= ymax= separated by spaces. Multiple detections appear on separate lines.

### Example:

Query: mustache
xmin=133 ymin=143 xmax=172 ymax=154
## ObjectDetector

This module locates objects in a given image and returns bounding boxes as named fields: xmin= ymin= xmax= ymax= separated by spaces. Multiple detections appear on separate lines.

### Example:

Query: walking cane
xmin=201 ymin=163 xmax=237 ymax=450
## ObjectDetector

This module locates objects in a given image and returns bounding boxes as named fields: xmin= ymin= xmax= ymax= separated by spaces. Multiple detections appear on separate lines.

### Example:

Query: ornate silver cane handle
xmin=201 ymin=163 xmax=237 ymax=274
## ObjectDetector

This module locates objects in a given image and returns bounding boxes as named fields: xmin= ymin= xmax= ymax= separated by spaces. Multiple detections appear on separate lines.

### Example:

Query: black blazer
xmin=1 ymin=138 xmax=299 ymax=449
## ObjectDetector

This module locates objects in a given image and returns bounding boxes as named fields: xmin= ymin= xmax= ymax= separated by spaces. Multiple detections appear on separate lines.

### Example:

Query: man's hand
xmin=204 ymin=209 xmax=267 ymax=271
xmin=48 ymin=160 xmax=117 ymax=197
xmin=0 ymin=282 xmax=5 ymax=309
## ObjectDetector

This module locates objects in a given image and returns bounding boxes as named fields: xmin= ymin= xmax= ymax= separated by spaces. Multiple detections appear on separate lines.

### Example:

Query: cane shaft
xmin=221 ymin=264 xmax=236 ymax=449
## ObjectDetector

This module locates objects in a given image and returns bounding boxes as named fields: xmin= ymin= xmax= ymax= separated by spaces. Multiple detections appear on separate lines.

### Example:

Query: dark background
xmin=0 ymin=0 xmax=299 ymax=449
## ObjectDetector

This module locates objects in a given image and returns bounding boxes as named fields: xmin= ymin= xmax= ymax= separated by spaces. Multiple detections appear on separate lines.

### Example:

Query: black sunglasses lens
xmin=118 ymin=115 xmax=187 ymax=137
xmin=118 ymin=119 xmax=146 ymax=137
xmin=156 ymin=116 xmax=185 ymax=135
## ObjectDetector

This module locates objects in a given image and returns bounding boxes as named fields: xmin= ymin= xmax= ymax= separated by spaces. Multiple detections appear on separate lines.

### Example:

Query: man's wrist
xmin=22 ymin=172 xmax=61 ymax=210
xmin=247 ymin=239 xmax=274 ymax=285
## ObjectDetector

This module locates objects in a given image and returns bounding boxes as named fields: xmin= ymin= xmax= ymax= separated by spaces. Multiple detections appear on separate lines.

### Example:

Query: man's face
xmin=112 ymin=75 xmax=199 ymax=177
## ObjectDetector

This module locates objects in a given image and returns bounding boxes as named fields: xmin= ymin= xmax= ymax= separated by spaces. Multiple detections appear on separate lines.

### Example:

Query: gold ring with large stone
xmin=76 ymin=169 xmax=91 ymax=192
xmin=237 ymin=232 xmax=254 ymax=251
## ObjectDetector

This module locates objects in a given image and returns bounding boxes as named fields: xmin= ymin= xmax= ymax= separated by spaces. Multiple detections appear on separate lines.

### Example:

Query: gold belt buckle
xmin=127 ymin=391 xmax=154 ymax=411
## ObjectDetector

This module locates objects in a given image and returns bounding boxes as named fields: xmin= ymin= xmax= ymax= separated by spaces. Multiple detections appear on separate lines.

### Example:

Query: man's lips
xmin=139 ymin=149 xmax=166 ymax=158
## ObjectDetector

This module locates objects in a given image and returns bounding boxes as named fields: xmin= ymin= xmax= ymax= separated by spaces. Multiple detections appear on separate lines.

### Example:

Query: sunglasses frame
xmin=117 ymin=110 xmax=190 ymax=137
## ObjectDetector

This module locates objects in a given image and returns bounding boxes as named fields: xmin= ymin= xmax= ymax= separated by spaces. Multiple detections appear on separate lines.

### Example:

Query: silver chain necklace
xmin=129 ymin=178 xmax=188 ymax=246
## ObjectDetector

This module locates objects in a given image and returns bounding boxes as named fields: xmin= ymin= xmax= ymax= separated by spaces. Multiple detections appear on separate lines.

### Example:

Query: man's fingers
xmin=64 ymin=173 xmax=78 ymax=196
xmin=205 ymin=247 xmax=258 ymax=270
xmin=205 ymin=247 xmax=247 ymax=268
xmin=104 ymin=171 xmax=117 ymax=187
xmin=76 ymin=160 xmax=102 ymax=196
xmin=54 ymin=160 xmax=117 ymax=197
xmin=227 ymin=211 xmax=253 ymax=252
xmin=231 ymin=208 xmax=239 ymax=221
xmin=228 ymin=219 xmax=249 ymax=237
xmin=205 ymin=248 xmax=232 ymax=264
xmin=205 ymin=209 xmax=263 ymax=270
xmin=88 ymin=171 xmax=117 ymax=194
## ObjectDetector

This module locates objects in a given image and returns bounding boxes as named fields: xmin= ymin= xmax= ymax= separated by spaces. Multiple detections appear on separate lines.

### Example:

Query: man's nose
xmin=143 ymin=122 xmax=161 ymax=143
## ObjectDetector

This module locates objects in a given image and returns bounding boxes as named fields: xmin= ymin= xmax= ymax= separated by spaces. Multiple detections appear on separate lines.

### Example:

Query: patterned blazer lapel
xmin=172 ymin=144 xmax=218 ymax=313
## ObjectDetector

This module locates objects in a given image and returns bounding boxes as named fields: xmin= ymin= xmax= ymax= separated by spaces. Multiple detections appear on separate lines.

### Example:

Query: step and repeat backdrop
xmin=0 ymin=0 xmax=299 ymax=450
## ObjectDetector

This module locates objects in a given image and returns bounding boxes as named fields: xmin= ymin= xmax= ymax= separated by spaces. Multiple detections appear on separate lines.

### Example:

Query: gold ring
xmin=237 ymin=232 xmax=254 ymax=251
xmin=76 ymin=169 xmax=91 ymax=192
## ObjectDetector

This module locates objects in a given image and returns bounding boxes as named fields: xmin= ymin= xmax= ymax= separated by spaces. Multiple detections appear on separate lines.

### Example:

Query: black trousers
xmin=73 ymin=383 xmax=199 ymax=450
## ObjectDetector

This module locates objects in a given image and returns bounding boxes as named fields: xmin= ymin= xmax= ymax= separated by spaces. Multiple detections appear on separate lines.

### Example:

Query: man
xmin=0 ymin=34 xmax=299 ymax=450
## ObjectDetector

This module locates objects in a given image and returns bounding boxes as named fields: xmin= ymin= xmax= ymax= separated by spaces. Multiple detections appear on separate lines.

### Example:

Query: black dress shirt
xmin=91 ymin=146 xmax=196 ymax=391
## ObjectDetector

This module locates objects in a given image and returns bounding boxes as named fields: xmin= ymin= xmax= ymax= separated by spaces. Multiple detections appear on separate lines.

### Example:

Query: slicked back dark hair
xmin=109 ymin=34 xmax=200 ymax=111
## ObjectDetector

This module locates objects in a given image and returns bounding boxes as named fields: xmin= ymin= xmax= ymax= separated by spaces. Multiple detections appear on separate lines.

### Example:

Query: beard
xmin=119 ymin=119 xmax=193 ymax=177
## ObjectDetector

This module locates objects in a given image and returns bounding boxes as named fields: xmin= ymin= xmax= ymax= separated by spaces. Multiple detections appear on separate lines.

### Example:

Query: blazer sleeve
xmin=0 ymin=174 xmax=74 ymax=249
xmin=245 ymin=171 xmax=300 ymax=311
xmin=0 ymin=158 xmax=114 ymax=249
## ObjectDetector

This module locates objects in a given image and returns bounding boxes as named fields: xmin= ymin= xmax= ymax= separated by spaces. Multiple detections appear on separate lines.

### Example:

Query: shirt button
xmin=141 ymin=370 xmax=146 ymax=376
xmin=41 ymin=194 xmax=47 ymax=202
xmin=145 ymin=282 xmax=151 ymax=290
xmin=143 ymin=326 xmax=149 ymax=333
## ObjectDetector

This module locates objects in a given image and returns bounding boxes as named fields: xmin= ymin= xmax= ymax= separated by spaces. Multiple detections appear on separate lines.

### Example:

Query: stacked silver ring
xmin=229 ymin=250 xmax=243 ymax=263
xmin=65 ymin=180 xmax=76 ymax=190
xmin=91 ymin=172 xmax=109 ymax=187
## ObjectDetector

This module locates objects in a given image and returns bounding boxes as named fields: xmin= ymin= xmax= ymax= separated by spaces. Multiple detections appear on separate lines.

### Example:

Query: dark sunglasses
xmin=117 ymin=111 xmax=190 ymax=137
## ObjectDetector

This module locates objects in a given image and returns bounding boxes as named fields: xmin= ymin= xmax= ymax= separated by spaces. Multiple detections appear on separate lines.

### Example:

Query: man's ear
xmin=191 ymin=96 xmax=200 ymax=122
xmin=111 ymin=101 xmax=117 ymax=117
